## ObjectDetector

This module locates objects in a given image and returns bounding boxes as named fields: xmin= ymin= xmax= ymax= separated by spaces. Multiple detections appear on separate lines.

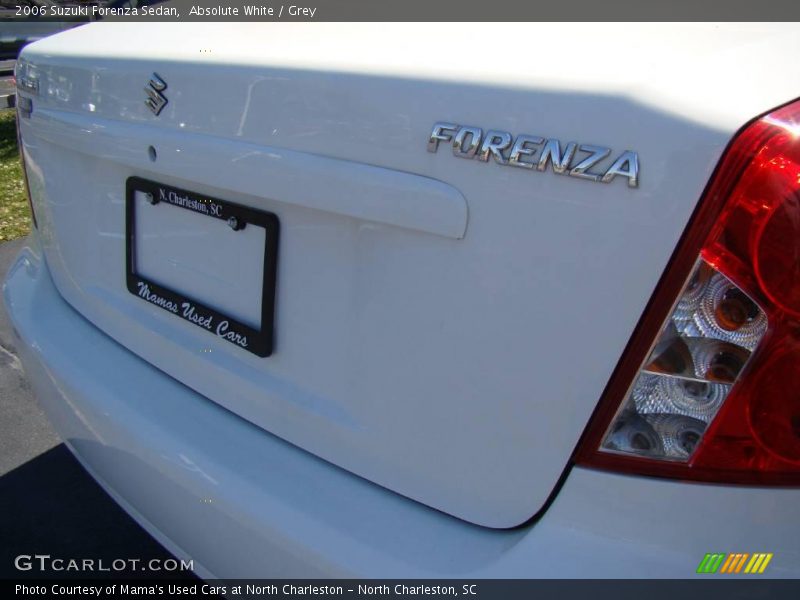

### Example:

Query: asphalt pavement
xmin=0 ymin=238 xmax=195 ymax=579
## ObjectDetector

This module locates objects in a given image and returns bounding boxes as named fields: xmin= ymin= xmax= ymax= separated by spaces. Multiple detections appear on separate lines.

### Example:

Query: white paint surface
xmin=15 ymin=23 xmax=800 ymax=527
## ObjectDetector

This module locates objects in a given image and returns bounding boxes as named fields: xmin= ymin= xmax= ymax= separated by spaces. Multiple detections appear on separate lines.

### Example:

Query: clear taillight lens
xmin=601 ymin=260 xmax=766 ymax=461
xmin=576 ymin=98 xmax=800 ymax=484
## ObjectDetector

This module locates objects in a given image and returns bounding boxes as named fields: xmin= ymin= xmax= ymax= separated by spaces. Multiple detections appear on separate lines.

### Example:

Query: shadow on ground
xmin=0 ymin=445 xmax=196 ymax=579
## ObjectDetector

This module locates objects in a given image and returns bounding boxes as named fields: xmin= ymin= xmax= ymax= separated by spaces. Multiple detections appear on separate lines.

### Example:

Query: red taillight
xmin=575 ymin=98 xmax=800 ymax=484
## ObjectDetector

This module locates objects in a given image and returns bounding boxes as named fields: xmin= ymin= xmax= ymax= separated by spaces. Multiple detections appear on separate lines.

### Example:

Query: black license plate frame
xmin=125 ymin=177 xmax=279 ymax=357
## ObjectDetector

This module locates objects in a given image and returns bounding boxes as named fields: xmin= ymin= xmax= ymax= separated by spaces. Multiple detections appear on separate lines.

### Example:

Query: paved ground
xmin=0 ymin=238 xmax=195 ymax=579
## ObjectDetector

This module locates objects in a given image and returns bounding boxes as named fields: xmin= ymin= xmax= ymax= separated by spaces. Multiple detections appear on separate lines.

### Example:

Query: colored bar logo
xmin=697 ymin=553 xmax=773 ymax=574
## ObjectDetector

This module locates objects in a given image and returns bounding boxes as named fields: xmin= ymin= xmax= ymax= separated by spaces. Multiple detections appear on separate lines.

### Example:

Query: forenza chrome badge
xmin=428 ymin=122 xmax=639 ymax=188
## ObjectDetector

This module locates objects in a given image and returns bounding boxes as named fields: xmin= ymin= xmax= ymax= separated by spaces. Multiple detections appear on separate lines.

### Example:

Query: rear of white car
xmin=4 ymin=22 xmax=800 ymax=577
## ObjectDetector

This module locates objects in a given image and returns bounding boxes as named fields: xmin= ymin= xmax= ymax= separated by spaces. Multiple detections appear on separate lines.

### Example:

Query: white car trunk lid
xmin=17 ymin=23 xmax=800 ymax=527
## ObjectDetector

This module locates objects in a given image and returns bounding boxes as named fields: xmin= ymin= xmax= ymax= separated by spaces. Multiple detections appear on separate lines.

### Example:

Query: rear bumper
xmin=4 ymin=236 xmax=800 ymax=578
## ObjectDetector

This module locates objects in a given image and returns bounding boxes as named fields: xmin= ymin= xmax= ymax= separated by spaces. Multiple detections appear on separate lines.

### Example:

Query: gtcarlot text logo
xmin=14 ymin=554 xmax=194 ymax=573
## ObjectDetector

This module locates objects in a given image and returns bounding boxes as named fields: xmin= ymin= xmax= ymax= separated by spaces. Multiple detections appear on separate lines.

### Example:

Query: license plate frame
xmin=125 ymin=177 xmax=279 ymax=357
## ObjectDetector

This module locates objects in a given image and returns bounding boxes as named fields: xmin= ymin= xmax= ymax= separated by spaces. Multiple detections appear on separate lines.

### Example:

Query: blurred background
xmin=1 ymin=1 xmax=91 ymax=61
xmin=0 ymin=75 xmax=30 ymax=242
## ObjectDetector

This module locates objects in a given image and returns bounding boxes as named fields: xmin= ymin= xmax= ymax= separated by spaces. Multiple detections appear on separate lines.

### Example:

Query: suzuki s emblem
xmin=144 ymin=73 xmax=168 ymax=116
xmin=428 ymin=122 xmax=639 ymax=188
